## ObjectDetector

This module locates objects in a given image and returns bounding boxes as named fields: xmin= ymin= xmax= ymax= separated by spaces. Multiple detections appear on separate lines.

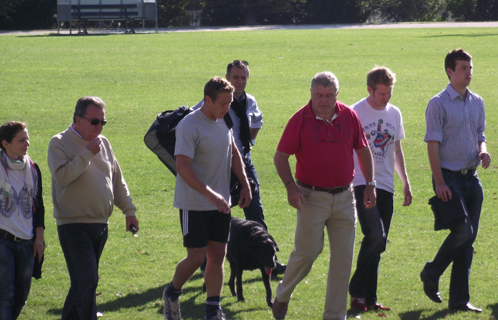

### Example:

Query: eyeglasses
xmin=80 ymin=115 xmax=107 ymax=126
xmin=231 ymin=60 xmax=249 ymax=66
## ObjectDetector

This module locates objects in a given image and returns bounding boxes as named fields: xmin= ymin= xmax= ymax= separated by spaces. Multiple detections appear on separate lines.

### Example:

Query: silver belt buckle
xmin=461 ymin=169 xmax=468 ymax=174
xmin=14 ymin=236 xmax=22 ymax=242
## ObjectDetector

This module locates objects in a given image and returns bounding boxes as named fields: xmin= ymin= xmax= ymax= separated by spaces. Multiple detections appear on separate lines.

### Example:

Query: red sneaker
xmin=350 ymin=297 xmax=367 ymax=312
xmin=368 ymin=302 xmax=392 ymax=311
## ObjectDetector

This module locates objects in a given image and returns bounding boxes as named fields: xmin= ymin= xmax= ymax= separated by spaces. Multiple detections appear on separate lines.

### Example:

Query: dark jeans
xmin=58 ymin=223 xmax=108 ymax=320
xmin=234 ymin=156 xmax=266 ymax=230
xmin=0 ymin=238 xmax=34 ymax=320
xmin=349 ymin=186 xmax=393 ymax=305
xmin=423 ymin=170 xmax=483 ymax=307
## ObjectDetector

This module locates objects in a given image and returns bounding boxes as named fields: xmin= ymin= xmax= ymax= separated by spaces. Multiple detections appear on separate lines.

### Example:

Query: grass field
xmin=1 ymin=26 xmax=497 ymax=320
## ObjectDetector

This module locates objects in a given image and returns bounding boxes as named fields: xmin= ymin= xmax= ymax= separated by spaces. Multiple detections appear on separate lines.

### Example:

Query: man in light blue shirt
xmin=421 ymin=49 xmax=491 ymax=313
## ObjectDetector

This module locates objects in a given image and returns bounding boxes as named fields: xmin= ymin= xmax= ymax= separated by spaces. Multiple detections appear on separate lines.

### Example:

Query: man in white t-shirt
xmin=349 ymin=67 xmax=412 ymax=312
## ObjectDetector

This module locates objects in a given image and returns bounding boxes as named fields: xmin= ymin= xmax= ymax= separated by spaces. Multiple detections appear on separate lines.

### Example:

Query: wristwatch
xmin=250 ymin=139 xmax=256 ymax=146
xmin=366 ymin=180 xmax=376 ymax=187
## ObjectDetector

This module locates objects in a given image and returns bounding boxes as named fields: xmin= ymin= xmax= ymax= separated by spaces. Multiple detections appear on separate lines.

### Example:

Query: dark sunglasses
xmin=80 ymin=115 xmax=107 ymax=126
xmin=231 ymin=60 xmax=249 ymax=66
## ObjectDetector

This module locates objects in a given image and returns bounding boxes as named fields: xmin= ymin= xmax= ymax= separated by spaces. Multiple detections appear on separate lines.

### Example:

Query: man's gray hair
xmin=73 ymin=96 xmax=106 ymax=123
xmin=311 ymin=71 xmax=339 ymax=93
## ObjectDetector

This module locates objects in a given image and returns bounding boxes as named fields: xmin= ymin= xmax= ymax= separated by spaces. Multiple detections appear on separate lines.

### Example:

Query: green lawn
xmin=1 ymin=26 xmax=497 ymax=319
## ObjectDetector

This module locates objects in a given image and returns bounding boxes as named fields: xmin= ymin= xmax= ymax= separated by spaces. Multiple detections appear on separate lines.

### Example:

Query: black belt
xmin=0 ymin=229 xmax=27 ymax=242
xmin=296 ymin=180 xmax=350 ymax=195
xmin=442 ymin=168 xmax=476 ymax=175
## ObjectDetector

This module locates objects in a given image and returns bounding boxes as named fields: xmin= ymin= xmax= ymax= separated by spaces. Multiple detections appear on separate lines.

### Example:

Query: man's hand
xmin=238 ymin=185 xmax=252 ymax=209
xmin=402 ymin=183 xmax=413 ymax=206
xmin=206 ymin=190 xmax=230 ymax=214
xmin=86 ymin=137 xmax=101 ymax=155
xmin=363 ymin=185 xmax=376 ymax=209
xmin=479 ymin=152 xmax=491 ymax=169
xmin=287 ymin=184 xmax=305 ymax=209
xmin=126 ymin=216 xmax=139 ymax=232
xmin=435 ymin=183 xmax=452 ymax=202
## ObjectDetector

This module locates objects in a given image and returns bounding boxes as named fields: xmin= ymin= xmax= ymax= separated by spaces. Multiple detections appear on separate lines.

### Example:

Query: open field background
xmin=1 ymin=26 xmax=497 ymax=319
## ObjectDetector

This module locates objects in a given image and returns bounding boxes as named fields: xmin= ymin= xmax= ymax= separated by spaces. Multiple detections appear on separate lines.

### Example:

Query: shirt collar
xmin=69 ymin=123 xmax=83 ymax=139
xmin=303 ymin=99 xmax=342 ymax=121
xmin=446 ymin=83 xmax=468 ymax=101
xmin=233 ymin=91 xmax=246 ymax=103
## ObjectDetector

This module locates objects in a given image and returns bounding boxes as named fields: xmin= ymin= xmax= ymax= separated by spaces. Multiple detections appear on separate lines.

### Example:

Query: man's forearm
xmin=427 ymin=141 xmax=444 ymax=185
xmin=274 ymin=150 xmax=294 ymax=187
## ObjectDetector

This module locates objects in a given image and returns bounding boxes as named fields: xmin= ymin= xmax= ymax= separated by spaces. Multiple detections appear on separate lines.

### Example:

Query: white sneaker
xmin=163 ymin=287 xmax=181 ymax=320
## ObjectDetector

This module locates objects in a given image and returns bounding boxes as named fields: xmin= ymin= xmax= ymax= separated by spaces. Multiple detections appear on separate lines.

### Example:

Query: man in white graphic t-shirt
xmin=349 ymin=66 xmax=412 ymax=312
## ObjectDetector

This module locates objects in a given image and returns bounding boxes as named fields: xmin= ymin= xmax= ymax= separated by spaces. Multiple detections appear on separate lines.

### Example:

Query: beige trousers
xmin=276 ymin=185 xmax=357 ymax=320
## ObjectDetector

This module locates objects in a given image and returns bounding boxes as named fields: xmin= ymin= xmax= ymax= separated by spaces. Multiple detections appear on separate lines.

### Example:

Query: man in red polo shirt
xmin=272 ymin=71 xmax=376 ymax=320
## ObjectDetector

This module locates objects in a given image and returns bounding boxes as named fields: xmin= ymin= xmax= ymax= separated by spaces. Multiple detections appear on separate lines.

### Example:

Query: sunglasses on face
xmin=80 ymin=115 xmax=107 ymax=126
xmin=231 ymin=60 xmax=249 ymax=66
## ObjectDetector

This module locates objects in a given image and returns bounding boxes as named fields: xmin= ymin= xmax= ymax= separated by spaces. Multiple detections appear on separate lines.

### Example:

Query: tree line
xmin=0 ymin=0 xmax=497 ymax=30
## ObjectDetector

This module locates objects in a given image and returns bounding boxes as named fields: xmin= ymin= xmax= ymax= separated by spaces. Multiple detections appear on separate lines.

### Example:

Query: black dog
xmin=226 ymin=217 xmax=279 ymax=308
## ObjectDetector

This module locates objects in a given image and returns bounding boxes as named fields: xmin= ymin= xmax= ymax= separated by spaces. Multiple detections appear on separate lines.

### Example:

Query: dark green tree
xmin=447 ymin=0 xmax=498 ymax=20
xmin=0 ymin=0 xmax=15 ymax=21
xmin=375 ymin=0 xmax=445 ymax=22
xmin=201 ymin=0 xmax=305 ymax=26
xmin=157 ymin=0 xmax=191 ymax=27
xmin=302 ymin=0 xmax=371 ymax=23
xmin=0 ymin=0 xmax=56 ymax=30
xmin=473 ymin=0 xmax=498 ymax=20
xmin=445 ymin=0 xmax=475 ymax=20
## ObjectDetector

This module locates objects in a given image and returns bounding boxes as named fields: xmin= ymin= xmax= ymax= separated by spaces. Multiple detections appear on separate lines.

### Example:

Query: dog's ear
xmin=269 ymin=234 xmax=280 ymax=252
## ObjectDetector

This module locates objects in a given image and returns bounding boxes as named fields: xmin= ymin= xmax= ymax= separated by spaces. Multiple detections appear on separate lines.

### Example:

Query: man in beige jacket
xmin=48 ymin=96 xmax=139 ymax=320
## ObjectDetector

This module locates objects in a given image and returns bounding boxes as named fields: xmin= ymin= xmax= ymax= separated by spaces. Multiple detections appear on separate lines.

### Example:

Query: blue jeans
xmin=58 ymin=223 xmax=108 ymax=320
xmin=349 ymin=186 xmax=393 ymax=305
xmin=0 ymin=237 xmax=34 ymax=320
xmin=423 ymin=170 xmax=483 ymax=307
xmin=233 ymin=156 xmax=266 ymax=229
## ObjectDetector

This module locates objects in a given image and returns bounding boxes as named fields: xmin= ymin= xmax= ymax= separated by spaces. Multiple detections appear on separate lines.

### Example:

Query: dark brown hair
xmin=0 ymin=121 xmax=27 ymax=151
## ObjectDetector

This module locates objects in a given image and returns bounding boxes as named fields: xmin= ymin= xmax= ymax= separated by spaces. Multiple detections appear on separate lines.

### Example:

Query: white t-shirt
xmin=352 ymin=98 xmax=405 ymax=193
xmin=0 ymin=157 xmax=34 ymax=239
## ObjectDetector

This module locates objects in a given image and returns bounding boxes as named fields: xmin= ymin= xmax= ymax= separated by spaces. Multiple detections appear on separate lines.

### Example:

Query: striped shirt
xmin=424 ymin=84 xmax=486 ymax=171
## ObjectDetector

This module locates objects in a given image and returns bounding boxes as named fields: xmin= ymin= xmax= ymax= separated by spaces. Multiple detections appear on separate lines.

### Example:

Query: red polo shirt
xmin=277 ymin=100 xmax=368 ymax=189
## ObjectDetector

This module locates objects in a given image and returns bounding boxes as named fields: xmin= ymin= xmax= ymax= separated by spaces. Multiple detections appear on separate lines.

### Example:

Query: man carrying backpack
xmin=193 ymin=60 xmax=286 ymax=275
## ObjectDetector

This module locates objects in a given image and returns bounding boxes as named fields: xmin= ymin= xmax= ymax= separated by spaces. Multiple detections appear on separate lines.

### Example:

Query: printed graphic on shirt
xmin=0 ymin=183 xmax=33 ymax=219
xmin=364 ymin=119 xmax=395 ymax=161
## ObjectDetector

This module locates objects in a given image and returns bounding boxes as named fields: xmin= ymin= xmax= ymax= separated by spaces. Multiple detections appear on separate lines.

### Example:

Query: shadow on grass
xmin=399 ymin=308 xmax=458 ymax=319
xmin=488 ymin=302 xmax=498 ymax=319
xmin=45 ymin=272 xmax=273 ymax=318
xmin=46 ymin=273 xmax=205 ymax=317
xmin=422 ymin=33 xmax=498 ymax=38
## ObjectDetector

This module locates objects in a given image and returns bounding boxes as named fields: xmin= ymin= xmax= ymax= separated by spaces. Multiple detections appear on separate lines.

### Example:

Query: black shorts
xmin=179 ymin=209 xmax=231 ymax=248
